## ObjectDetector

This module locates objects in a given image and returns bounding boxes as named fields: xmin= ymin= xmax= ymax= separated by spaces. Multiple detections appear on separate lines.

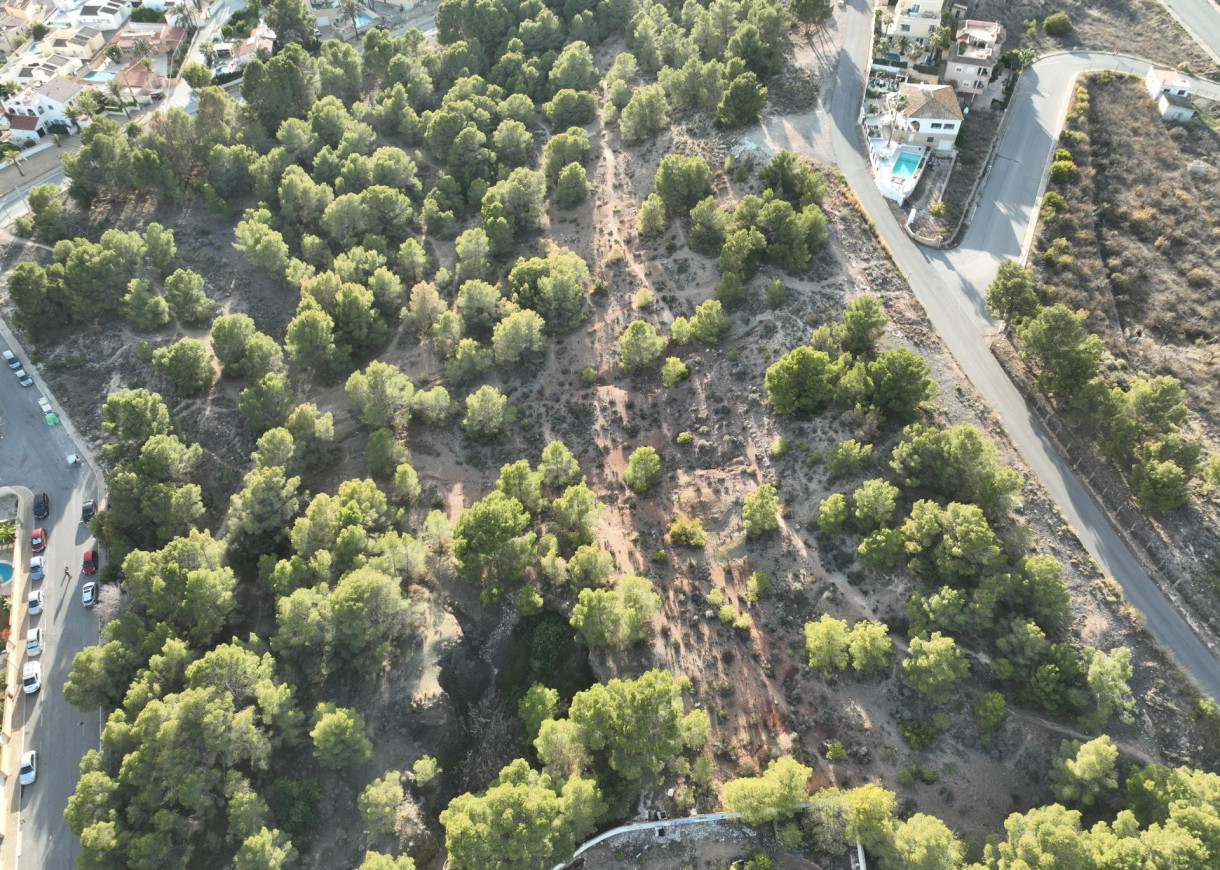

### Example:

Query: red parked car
xmin=30 ymin=528 xmax=46 ymax=553
xmin=82 ymin=549 xmax=98 ymax=575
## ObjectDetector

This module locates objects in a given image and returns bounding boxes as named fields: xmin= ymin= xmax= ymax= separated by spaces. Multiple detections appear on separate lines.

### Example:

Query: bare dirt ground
xmin=1016 ymin=72 xmax=1220 ymax=644
xmin=1 ymin=26 xmax=1219 ymax=870
xmin=972 ymin=0 xmax=1219 ymax=75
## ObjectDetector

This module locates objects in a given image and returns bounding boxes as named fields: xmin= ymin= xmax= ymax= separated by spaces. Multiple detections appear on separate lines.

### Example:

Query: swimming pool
xmin=0 ymin=562 xmax=12 ymax=584
xmin=83 ymin=70 xmax=115 ymax=82
xmin=355 ymin=12 xmax=375 ymax=26
xmin=893 ymin=151 xmax=921 ymax=179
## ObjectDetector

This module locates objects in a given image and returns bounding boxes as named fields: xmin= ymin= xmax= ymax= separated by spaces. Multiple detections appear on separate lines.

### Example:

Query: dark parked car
xmin=81 ymin=499 xmax=96 ymax=522
xmin=83 ymin=549 xmax=98 ymax=575
xmin=32 ymin=492 xmax=48 ymax=519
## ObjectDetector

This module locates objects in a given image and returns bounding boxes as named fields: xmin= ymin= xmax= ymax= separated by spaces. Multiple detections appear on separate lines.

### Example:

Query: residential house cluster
xmin=864 ymin=0 xmax=1004 ymax=203
xmin=0 ymin=0 xmax=185 ymax=148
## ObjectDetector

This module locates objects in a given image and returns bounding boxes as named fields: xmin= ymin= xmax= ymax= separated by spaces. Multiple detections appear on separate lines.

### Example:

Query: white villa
xmin=3 ymin=74 xmax=83 ymax=143
xmin=863 ymin=82 xmax=963 ymax=203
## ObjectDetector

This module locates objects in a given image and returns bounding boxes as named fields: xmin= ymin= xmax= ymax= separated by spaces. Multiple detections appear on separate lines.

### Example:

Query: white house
xmin=886 ymin=0 xmax=944 ymax=44
xmin=5 ymin=75 xmax=84 ymax=120
xmin=944 ymin=20 xmax=1004 ymax=97
xmin=76 ymin=0 xmax=131 ymax=30
xmin=890 ymin=82 xmax=962 ymax=152
xmin=1157 ymin=92 xmax=1194 ymax=122
xmin=1144 ymin=66 xmax=1190 ymax=100
xmin=2 ymin=74 xmax=84 ymax=142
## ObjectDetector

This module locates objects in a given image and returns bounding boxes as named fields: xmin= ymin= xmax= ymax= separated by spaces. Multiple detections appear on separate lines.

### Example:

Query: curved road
xmin=819 ymin=0 xmax=1220 ymax=700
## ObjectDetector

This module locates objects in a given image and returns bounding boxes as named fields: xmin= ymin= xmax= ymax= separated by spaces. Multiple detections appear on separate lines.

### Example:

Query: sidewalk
xmin=0 ymin=140 xmax=75 ymax=205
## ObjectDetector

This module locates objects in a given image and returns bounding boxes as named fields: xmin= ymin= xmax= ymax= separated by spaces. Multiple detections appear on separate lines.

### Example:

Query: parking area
xmin=0 ymin=331 xmax=104 ymax=870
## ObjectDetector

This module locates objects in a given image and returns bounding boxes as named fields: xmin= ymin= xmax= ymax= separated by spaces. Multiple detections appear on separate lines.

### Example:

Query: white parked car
xmin=19 ymin=751 xmax=36 ymax=786
xmin=2 ymin=349 xmax=19 ymax=369
xmin=28 ymin=589 xmax=43 ymax=615
xmin=22 ymin=662 xmax=41 ymax=694
xmin=29 ymin=557 xmax=45 ymax=580
xmin=14 ymin=368 xmax=33 ymax=388
xmin=82 ymin=581 xmax=98 ymax=608
xmin=25 ymin=627 xmax=43 ymax=656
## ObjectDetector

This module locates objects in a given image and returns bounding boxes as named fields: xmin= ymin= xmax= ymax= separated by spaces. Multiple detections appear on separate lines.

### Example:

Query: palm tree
xmin=103 ymin=42 xmax=123 ymax=64
xmin=131 ymin=35 xmax=155 ymax=61
xmin=340 ymin=0 xmax=361 ymax=34
xmin=887 ymin=93 xmax=909 ymax=145
xmin=107 ymin=79 xmax=130 ymax=117
xmin=64 ymin=103 xmax=81 ymax=130
xmin=75 ymin=88 xmax=105 ymax=119
xmin=171 ymin=3 xmax=198 ymax=32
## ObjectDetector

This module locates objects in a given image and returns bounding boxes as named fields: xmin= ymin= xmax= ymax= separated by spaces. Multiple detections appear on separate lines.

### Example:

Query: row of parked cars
xmin=4 ymin=349 xmax=33 ymax=388
xmin=20 ymin=495 xmax=102 ymax=789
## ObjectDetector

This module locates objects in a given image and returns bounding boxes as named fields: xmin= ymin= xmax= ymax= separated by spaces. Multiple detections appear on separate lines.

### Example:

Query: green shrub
xmin=746 ymin=571 xmax=770 ymax=602
xmin=765 ymin=279 xmax=788 ymax=309
xmin=828 ymin=439 xmax=873 ymax=478
xmin=1043 ymin=11 xmax=1073 ymax=37
xmin=669 ymin=516 xmax=707 ymax=547
xmin=900 ymin=717 xmax=937 ymax=750
xmin=1049 ymin=160 xmax=1076 ymax=184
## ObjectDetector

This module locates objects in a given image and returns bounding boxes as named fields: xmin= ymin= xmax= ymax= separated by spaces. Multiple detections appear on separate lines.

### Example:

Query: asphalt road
xmin=0 ymin=339 xmax=102 ymax=870
xmin=825 ymin=0 xmax=1220 ymax=701
xmin=1164 ymin=0 xmax=1220 ymax=65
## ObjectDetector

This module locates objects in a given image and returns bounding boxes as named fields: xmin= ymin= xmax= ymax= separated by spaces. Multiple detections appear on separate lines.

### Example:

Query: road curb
xmin=1153 ymin=0 xmax=1220 ymax=67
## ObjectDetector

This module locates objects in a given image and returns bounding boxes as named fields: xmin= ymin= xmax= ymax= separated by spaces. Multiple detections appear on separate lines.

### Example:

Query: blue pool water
xmin=893 ymin=151 xmax=921 ymax=179
xmin=355 ymin=12 xmax=375 ymax=26
xmin=83 ymin=70 xmax=115 ymax=81
xmin=0 ymin=562 xmax=12 ymax=584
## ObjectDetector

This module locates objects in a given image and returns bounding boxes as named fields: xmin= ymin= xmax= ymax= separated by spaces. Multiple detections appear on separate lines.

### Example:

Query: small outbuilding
xmin=1156 ymin=92 xmax=1194 ymax=123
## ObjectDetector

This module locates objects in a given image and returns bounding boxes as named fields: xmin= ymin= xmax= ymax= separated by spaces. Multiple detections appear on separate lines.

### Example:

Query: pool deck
xmin=865 ymin=136 xmax=927 ymax=204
